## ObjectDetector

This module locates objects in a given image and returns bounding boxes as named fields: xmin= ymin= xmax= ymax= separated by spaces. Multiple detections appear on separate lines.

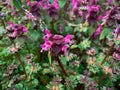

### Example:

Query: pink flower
xmin=7 ymin=23 xmax=28 ymax=39
xmin=102 ymin=7 xmax=116 ymax=25
xmin=27 ymin=0 xmax=31 ymax=6
xmin=9 ymin=22 xmax=15 ymax=27
xmin=53 ymin=0 xmax=60 ymax=10
xmin=44 ymin=29 xmax=52 ymax=39
xmin=40 ymin=30 xmax=73 ymax=55
xmin=92 ymin=24 xmax=103 ymax=38
xmin=40 ymin=39 xmax=52 ymax=52
xmin=72 ymin=0 xmax=82 ymax=9
xmin=89 ymin=0 xmax=98 ymax=5
xmin=104 ymin=66 xmax=113 ymax=75
xmin=78 ymin=10 xmax=83 ymax=16
xmin=97 ymin=15 xmax=104 ymax=20
xmin=23 ymin=26 xmax=28 ymax=32
xmin=62 ymin=45 xmax=68 ymax=55
xmin=65 ymin=35 xmax=74 ymax=45
xmin=113 ymin=52 xmax=120 ymax=60
xmin=114 ymin=27 xmax=119 ymax=38
xmin=86 ymin=5 xmax=100 ymax=25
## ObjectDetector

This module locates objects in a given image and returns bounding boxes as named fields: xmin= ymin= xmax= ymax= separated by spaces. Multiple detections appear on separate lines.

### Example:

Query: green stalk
xmin=16 ymin=52 xmax=28 ymax=78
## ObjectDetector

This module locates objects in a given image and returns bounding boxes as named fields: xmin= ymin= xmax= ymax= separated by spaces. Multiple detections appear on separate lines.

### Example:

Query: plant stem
xmin=101 ymin=43 xmax=115 ymax=65
xmin=56 ymin=57 xmax=68 ymax=77
xmin=109 ymin=60 xmax=115 ymax=68
xmin=97 ymin=74 xmax=107 ymax=84
xmin=25 ymin=42 xmax=30 ymax=53
xmin=98 ymin=60 xmax=115 ymax=84
xmin=16 ymin=52 xmax=28 ymax=78
xmin=2 ymin=20 xmax=6 ymax=29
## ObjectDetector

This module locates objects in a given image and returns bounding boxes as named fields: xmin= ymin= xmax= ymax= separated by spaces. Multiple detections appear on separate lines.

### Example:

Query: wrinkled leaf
xmin=99 ymin=28 xmax=112 ymax=40
xmin=58 ymin=0 xmax=66 ymax=8
xmin=12 ymin=0 xmax=22 ymax=10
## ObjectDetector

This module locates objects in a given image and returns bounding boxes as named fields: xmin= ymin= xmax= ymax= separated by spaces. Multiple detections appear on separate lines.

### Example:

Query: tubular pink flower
xmin=53 ymin=0 xmax=60 ymax=10
xmin=62 ymin=45 xmax=68 ymax=55
xmin=7 ymin=23 xmax=28 ymax=39
xmin=97 ymin=15 xmax=104 ymax=20
xmin=72 ymin=0 xmax=82 ymax=9
xmin=40 ymin=44 xmax=47 ymax=52
xmin=92 ymin=24 xmax=103 ymax=38
xmin=9 ymin=22 xmax=15 ymax=27
xmin=65 ymin=35 xmax=74 ymax=45
xmin=41 ymin=30 xmax=73 ymax=55
xmin=44 ymin=29 xmax=52 ymax=39
xmin=23 ymin=26 xmax=28 ymax=32
xmin=40 ymin=39 xmax=52 ymax=52
xmin=27 ymin=0 xmax=31 ymax=6
xmin=78 ymin=10 xmax=83 ymax=16
xmin=113 ymin=52 xmax=120 ymax=60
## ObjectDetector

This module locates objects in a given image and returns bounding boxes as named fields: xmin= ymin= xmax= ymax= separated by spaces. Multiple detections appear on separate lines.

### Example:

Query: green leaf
xmin=15 ymin=83 xmax=23 ymax=89
xmin=39 ymin=85 xmax=46 ymax=90
xmin=99 ymin=28 xmax=112 ymax=40
xmin=58 ymin=0 xmax=66 ymax=8
xmin=87 ymin=26 xmax=96 ymax=37
xmin=65 ymin=26 xmax=73 ymax=34
xmin=30 ymin=31 xmax=40 ymax=41
xmin=12 ymin=0 xmax=22 ymax=10
xmin=32 ymin=79 xmax=38 ymax=86
xmin=70 ymin=45 xmax=78 ymax=49
xmin=50 ymin=0 xmax=54 ymax=3
xmin=48 ymin=51 xmax=52 ymax=65
xmin=61 ymin=56 xmax=67 ymax=65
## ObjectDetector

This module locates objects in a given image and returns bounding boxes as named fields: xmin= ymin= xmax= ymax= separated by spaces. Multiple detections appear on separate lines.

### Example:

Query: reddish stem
xmin=57 ymin=57 xmax=68 ymax=77
xmin=101 ymin=43 xmax=115 ymax=65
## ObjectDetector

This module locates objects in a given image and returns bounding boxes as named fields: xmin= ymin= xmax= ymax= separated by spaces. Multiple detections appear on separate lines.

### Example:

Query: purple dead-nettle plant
xmin=41 ymin=30 xmax=73 ymax=77
xmin=27 ymin=0 xmax=41 ymax=18
xmin=41 ymin=29 xmax=74 ymax=56
xmin=92 ymin=24 xmax=103 ymax=38
xmin=7 ymin=22 xmax=28 ymax=40
xmin=89 ymin=0 xmax=98 ymax=5
xmin=43 ymin=0 xmax=60 ymax=19
xmin=6 ymin=0 xmax=17 ymax=15
xmin=113 ymin=45 xmax=120 ymax=61
xmin=113 ymin=52 xmax=120 ymax=60
xmin=101 ymin=6 xmax=120 ymax=26
xmin=115 ymin=45 xmax=120 ymax=52
xmin=71 ymin=0 xmax=83 ymax=16
xmin=70 ymin=0 xmax=89 ymax=20
xmin=114 ymin=27 xmax=120 ymax=38
xmin=86 ymin=4 xmax=100 ymax=25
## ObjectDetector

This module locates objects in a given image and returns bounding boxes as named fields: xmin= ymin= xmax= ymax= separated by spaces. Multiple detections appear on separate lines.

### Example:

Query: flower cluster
xmin=92 ymin=24 xmax=103 ymax=38
xmin=27 ymin=0 xmax=41 ymax=17
xmin=27 ymin=0 xmax=59 ymax=19
xmin=7 ymin=22 xmax=28 ymax=39
xmin=114 ymin=27 xmax=120 ymax=38
xmin=40 ymin=29 xmax=73 ymax=56
xmin=44 ymin=0 xmax=60 ymax=19
xmin=71 ymin=0 xmax=83 ymax=16
xmin=86 ymin=5 xmax=100 ymax=25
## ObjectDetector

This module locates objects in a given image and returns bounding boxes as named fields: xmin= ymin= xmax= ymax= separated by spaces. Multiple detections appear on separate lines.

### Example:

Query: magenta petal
xmin=113 ymin=52 xmax=120 ymax=60
xmin=40 ymin=44 xmax=47 ymax=52
xmin=9 ymin=22 xmax=15 ymax=27
xmin=65 ymin=35 xmax=74 ymax=44
xmin=45 ymin=29 xmax=52 ymax=38
xmin=52 ymin=35 xmax=64 ymax=39
xmin=62 ymin=45 xmax=68 ymax=55
xmin=27 ymin=0 xmax=31 ymax=6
